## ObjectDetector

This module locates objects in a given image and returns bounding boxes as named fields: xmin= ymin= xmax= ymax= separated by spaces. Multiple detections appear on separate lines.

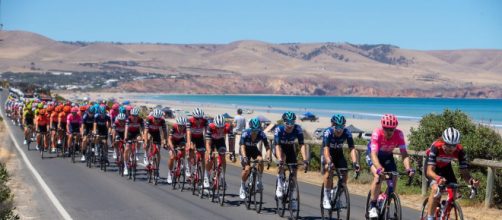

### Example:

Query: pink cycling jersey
xmin=370 ymin=128 xmax=407 ymax=154
xmin=67 ymin=113 xmax=83 ymax=125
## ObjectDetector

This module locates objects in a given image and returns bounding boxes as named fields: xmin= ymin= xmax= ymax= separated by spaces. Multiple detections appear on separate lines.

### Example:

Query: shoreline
xmin=58 ymin=91 xmax=502 ymax=136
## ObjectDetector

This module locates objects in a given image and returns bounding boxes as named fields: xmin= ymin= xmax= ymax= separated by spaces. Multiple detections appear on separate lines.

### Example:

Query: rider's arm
xmin=204 ymin=128 xmax=212 ymax=153
xmin=426 ymin=145 xmax=441 ymax=180
xmin=167 ymin=131 xmax=174 ymax=150
xmin=273 ymin=127 xmax=283 ymax=162
xmin=296 ymin=126 xmax=309 ymax=162
xmin=397 ymin=130 xmax=411 ymax=171
xmin=458 ymin=147 xmax=473 ymax=183
xmin=322 ymin=129 xmax=332 ymax=164
xmin=346 ymin=131 xmax=359 ymax=164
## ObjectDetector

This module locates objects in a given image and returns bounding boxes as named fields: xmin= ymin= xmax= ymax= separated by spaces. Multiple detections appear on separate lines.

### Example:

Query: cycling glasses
xmin=334 ymin=125 xmax=344 ymax=132
xmin=284 ymin=120 xmax=295 ymax=126
xmin=383 ymin=128 xmax=395 ymax=133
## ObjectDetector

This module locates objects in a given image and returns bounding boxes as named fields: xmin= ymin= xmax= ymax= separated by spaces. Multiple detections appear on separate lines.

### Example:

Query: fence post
xmin=485 ymin=167 xmax=495 ymax=208
xmin=421 ymin=156 xmax=427 ymax=196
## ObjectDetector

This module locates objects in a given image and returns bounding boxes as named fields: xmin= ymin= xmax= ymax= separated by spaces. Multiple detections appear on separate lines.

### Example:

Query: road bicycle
xmin=364 ymin=171 xmax=413 ymax=220
xmin=172 ymin=145 xmax=187 ymax=190
xmin=420 ymin=183 xmax=477 ymax=220
xmin=146 ymin=139 xmax=161 ymax=185
xmin=244 ymin=159 xmax=270 ymax=213
xmin=275 ymin=162 xmax=308 ymax=220
xmin=320 ymin=167 xmax=358 ymax=220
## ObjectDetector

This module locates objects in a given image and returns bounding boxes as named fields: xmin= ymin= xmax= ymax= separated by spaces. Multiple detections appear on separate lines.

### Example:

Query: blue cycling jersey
xmin=240 ymin=129 xmax=270 ymax=148
xmin=274 ymin=124 xmax=304 ymax=146
xmin=94 ymin=113 xmax=110 ymax=132
xmin=322 ymin=127 xmax=355 ymax=149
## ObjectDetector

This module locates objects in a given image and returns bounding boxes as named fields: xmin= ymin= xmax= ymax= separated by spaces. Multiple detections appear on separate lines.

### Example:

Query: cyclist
xmin=321 ymin=114 xmax=360 ymax=209
xmin=186 ymin=108 xmax=208 ymax=177
xmin=424 ymin=127 xmax=480 ymax=220
xmin=239 ymin=117 xmax=271 ymax=199
xmin=81 ymin=106 xmax=96 ymax=161
xmin=143 ymin=109 xmax=167 ymax=177
xmin=112 ymin=113 xmax=127 ymax=175
xmin=204 ymin=114 xmax=236 ymax=189
xmin=23 ymin=102 xmax=35 ymax=145
xmin=35 ymin=108 xmax=50 ymax=151
xmin=49 ymin=105 xmax=61 ymax=152
xmin=67 ymin=107 xmax=83 ymax=157
xmin=274 ymin=111 xmax=309 ymax=208
xmin=58 ymin=106 xmax=71 ymax=152
xmin=366 ymin=114 xmax=414 ymax=219
xmin=124 ymin=107 xmax=144 ymax=166
xmin=93 ymin=106 xmax=111 ymax=164
xmin=167 ymin=116 xmax=188 ymax=184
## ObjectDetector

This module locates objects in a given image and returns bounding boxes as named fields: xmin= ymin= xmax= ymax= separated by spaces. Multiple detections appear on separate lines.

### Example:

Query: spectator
xmin=232 ymin=108 xmax=246 ymax=154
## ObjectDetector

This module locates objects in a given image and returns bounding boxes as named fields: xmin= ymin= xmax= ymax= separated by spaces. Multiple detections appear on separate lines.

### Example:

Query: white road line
xmin=0 ymin=109 xmax=73 ymax=220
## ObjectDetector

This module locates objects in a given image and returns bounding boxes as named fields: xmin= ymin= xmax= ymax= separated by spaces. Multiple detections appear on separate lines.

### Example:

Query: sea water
xmin=138 ymin=94 xmax=502 ymax=127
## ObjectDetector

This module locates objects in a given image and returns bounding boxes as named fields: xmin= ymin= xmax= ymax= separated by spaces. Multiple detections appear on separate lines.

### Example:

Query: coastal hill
xmin=1 ymin=30 xmax=501 ymax=98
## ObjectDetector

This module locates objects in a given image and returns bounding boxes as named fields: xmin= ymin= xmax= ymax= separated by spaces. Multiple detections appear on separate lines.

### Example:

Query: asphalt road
xmin=1 ymin=92 xmax=420 ymax=220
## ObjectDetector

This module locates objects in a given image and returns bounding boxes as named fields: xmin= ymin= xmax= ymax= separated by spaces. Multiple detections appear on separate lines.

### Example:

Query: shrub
xmin=0 ymin=163 xmax=18 ymax=219
xmin=408 ymin=109 xmax=502 ymax=207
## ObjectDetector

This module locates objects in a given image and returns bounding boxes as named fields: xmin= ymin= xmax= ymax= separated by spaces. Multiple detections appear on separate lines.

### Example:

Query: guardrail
xmin=254 ymin=136 xmax=500 ymax=208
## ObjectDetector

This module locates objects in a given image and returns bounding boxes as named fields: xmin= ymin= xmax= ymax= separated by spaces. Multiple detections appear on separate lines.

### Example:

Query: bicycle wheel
xmin=320 ymin=183 xmax=332 ymax=220
xmin=218 ymin=174 xmax=225 ymax=206
xmin=154 ymin=157 xmax=160 ymax=185
xmin=275 ymin=179 xmax=286 ymax=217
xmin=172 ymin=158 xmax=179 ymax=190
xmin=71 ymin=140 xmax=76 ymax=163
xmin=211 ymin=171 xmax=218 ymax=203
xmin=336 ymin=186 xmax=350 ymax=220
xmin=198 ymin=165 xmax=204 ymax=199
xmin=132 ymin=154 xmax=137 ymax=181
xmin=447 ymin=201 xmax=464 ymax=220
xmin=288 ymin=179 xmax=300 ymax=220
xmin=419 ymin=198 xmax=430 ymax=220
xmin=384 ymin=193 xmax=401 ymax=220
xmin=364 ymin=191 xmax=371 ymax=220
xmin=253 ymin=174 xmax=262 ymax=213
xmin=246 ymin=173 xmax=254 ymax=210
xmin=192 ymin=163 xmax=198 ymax=196
xmin=180 ymin=160 xmax=187 ymax=191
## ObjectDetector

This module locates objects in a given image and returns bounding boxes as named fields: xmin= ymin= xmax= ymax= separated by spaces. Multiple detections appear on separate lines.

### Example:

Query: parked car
xmin=300 ymin=112 xmax=318 ymax=122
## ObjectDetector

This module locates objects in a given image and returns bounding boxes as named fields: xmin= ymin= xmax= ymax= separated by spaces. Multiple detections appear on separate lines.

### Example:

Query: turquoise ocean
xmin=138 ymin=95 xmax=502 ymax=128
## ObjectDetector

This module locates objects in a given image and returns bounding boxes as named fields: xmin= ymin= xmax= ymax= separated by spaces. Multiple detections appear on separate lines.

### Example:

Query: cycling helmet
xmin=192 ymin=108 xmax=204 ymax=118
xmin=126 ymin=105 xmax=133 ymax=111
xmin=88 ymin=106 xmax=96 ymax=114
xmin=176 ymin=116 xmax=188 ymax=126
xmin=442 ymin=127 xmax=461 ymax=145
xmin=116 ymin=113 xmax=126 ymax=121
xmin=119 ymin=106 xmax=126 ymax=113
xmin=381 ymin=114 xmax=398 ymax=129
xmin=112 ymin=103 xmax=119 ymax=110
xmin=214 ymin=114 xmax=225 ymax=127
xmin=71 ymin=107 xmax=79 ymax=113
xmin=249 ymin=118 xmax=261 ymax=130
xmin=98 ymin=106 xmax=106 ymax=114
xmin=282 ymin=111 xmax=296 ymax=121
xmin=331 ymin=114 xmax=346 ymax=125
xmin=131 ymin=107 xmax=140 ymax=116
xmin=79 ymin=105 xmax=87 ymax=112
xmin=63 ymin=106 xmax=71 ymax=113
xmin=152 ymin=109 xmax=163 ymax=119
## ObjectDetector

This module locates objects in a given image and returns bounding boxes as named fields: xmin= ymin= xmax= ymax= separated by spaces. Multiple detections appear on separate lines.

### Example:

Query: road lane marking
xmin=0 ymin=109 xmax=73 ymax=220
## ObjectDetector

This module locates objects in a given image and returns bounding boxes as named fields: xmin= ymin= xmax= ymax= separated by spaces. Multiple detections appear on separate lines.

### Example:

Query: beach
xmin=60 ymin=92 xmax=421 ymax=140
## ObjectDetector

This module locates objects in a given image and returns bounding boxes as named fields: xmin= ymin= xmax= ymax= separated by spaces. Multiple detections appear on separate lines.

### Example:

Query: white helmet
xmin=176 ymin=116 xmax=187 ymax=125
xmin=116 ymin=113 xmax=126 ymax=121
xmin=131 ymin=107 xmax=140 ymax=116
xmin=192 ymin=108 xmax=204 ymax=118
xmin=442 ymin=127 xmax=461 ymax=145
xmin=153 ymin=109 xmax=163 ymax=119
xmin=214 ymin=114 xmax=225 ymax=128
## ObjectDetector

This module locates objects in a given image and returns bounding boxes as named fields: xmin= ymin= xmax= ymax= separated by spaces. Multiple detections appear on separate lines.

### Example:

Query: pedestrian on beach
xmin=233 ymin=108 xmax=246 ymax=154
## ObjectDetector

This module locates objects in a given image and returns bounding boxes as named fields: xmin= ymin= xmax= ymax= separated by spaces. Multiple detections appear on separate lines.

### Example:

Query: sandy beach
xmin=60 ymin=91 xmax=420 ymax=140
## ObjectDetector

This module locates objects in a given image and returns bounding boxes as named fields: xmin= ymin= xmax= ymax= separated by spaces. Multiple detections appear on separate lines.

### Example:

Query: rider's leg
xmin=427 ymin=182 xmax=440 ymax=218
xmin=370 ymin=165 xmax=382 ymax=208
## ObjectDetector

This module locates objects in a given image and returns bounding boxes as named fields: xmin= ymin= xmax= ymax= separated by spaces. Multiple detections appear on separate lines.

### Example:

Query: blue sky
xmin=1 ymin=0 xmax=501 ymax=50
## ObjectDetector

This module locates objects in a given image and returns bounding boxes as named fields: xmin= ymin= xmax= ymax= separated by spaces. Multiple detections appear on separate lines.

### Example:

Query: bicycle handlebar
xmin=434 ymin=183 xmax=477 ymax=199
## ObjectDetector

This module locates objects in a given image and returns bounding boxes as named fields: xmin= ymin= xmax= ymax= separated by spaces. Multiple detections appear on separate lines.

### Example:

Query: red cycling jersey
xmin=113 ymin=120 xmax=126 ymax=133
xmin=205 ymin=123 xmax=234 ymax=140
xmin=169 ymin=123 xmax=186 ymax=142
xmin=126 ymin=116 xmax=144 ymax=133
xmin=187 ymin=117 xmax=207 ymax=139
xmin=145 ymin=115 xmax=167 ymax=133
xmin=426 ymin=140 xmax=468 ymax=169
